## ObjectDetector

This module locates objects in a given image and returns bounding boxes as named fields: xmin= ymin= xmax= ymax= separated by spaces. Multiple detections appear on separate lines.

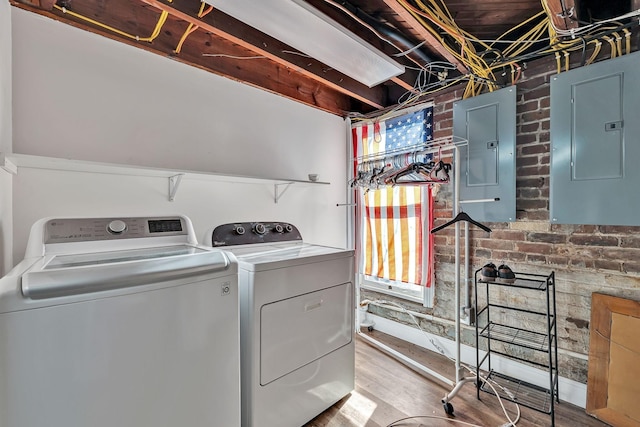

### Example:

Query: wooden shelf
xmin=1 ymin=153 xmax=329 ymax=203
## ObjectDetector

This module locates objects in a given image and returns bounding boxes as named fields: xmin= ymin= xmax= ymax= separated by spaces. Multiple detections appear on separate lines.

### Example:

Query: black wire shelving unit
xmin=474 ymin=270 xmax=559 ymax=426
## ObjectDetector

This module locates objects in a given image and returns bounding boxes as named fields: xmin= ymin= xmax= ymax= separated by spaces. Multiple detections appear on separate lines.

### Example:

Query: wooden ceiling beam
xmin=10 ymin=1 xmax=356 ymax=116
xmin=545 ymin=0 xmax=579 ymax=32
xmin=141 ymin=0 xmax=389 ymax=110
xmin=154 ymin=17 xmax=357 ymax=115
xmin=391 ymin=76 xmax=416 ymax=92
xmin=380 ymin=0 xmax=467 ymax=74
xmin=175 ymin=40 xmax=354 ymax=115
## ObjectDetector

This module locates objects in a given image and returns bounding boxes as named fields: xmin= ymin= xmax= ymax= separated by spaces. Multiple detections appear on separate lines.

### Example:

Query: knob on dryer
xmin=234 ymin=225 xmax=246 ymax=235
xmin=274 ymin=224 xmax=284 ymax=233
xmin=253 ymin=223 xmax=266 ymax=235
xmin=284 ymin=224 xmax=293 ymax=233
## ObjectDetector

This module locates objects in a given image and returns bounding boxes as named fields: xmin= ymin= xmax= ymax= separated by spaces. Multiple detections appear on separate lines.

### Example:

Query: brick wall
xmin=364 ymin=52 xmax=640 ymax=384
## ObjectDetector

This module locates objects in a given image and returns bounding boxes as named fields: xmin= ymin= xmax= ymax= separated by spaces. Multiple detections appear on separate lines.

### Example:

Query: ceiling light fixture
xmin=204 ymin=0 xmax=405 ymax=87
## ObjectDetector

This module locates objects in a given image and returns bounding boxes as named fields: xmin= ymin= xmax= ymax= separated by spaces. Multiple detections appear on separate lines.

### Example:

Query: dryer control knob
xmin=274 ymin=224 xmax=284 ymax=233
xmin=285 ymin=224 xmax=293 ymax=233
xmin=234 ymin=225 xmax=246 ymax=235
xmin=254 ymin=223 xmax=266 ymax=235
xmin=107 ymin=220 xmax=127 ymax=234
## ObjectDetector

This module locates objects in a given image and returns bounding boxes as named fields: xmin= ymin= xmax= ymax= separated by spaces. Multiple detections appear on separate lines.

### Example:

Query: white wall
xmin=0 ymin=172 xmax=10 ymax=275
xmin=10 ymin=10 xmax=348 ymax=263
xmin=11 ymin=10 xmax=344 ymax=178
xmin=0 ymin=0 xmax=13 ymax=275
xmin=12 ymin=169 xmax=343 ymax=260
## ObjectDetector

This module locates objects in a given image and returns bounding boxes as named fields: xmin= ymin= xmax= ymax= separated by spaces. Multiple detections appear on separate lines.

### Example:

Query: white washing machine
xmin=0 ymin=215 xmax=240 ymax=427
xmin=206 ymin=222 xmax=355 ymax=427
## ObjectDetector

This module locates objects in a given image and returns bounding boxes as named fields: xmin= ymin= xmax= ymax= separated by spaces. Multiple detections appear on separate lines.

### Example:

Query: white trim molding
xmin=366 ymin=313 xmax=588 ymax=408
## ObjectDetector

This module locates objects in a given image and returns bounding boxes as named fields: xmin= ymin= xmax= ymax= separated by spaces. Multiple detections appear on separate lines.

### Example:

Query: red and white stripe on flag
xmin=351 ymin=114 xmax=433 ymax=288
xmin=362 ymin=186 xmax=431 ymax=286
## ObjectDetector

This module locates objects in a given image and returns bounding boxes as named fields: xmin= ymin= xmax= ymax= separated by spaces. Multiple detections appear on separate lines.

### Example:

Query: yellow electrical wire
xmin=53 ymin=3 xmax=170 ymax=43
xmin=586 ymin=40 xmax=602 ymax=65
xmin=623 ymin=28 xmax=631 ymax=55
xmin=380 ymin=0 xmax=637 ymax=104
xmin=539 ymin=0 xmax=639 ymax=74
xmin=175 ymin=1 xmax=212 ymax=54
xmin=403 ymin=0 xmax=560 ymax=97
xmin=495 ymin=11 xmax=547 ymax=55
xmin=48 ymin=0 xmax=635 ymax=107
xmin=398 ymin=0 xmax=492 ymax=77
xmin=614 ymin=32 xmax=623 ymax=56
xmin=602 ymin=36 xmax=617 ymax=58
xmin=501 ymin=18 xmax=550 ymax=58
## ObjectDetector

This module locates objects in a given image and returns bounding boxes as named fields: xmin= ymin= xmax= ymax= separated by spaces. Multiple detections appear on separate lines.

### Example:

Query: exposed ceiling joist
xmin=544 ymin=0 xmax=579 ymax=32
xmin=12 ymin=0 xmax=639 ymax=118
xmin=380 ymin=0 xmax=468 ymax=74
xmin=11 ymin=0 xmax=358 ymax=115
xmin=141 ymin=0 xmax=388 ymax=110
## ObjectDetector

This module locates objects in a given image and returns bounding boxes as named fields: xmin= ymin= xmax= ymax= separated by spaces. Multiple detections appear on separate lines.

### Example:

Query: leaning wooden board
xmin=587 ymin=293 xmax=640 ymax=427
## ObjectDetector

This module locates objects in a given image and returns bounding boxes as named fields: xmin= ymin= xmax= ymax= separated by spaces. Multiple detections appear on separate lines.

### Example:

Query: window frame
xmin=348 ymin=103 xmax=435 ymax=308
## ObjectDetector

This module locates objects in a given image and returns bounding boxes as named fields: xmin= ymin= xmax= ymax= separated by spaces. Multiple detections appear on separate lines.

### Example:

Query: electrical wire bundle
xmin=390 ymin=0 xmax=550 ymax=99
xmin=380 ymin=0 xmax=640 ymax=109
xmin=52 ymin=0 xmax=640 ymax=117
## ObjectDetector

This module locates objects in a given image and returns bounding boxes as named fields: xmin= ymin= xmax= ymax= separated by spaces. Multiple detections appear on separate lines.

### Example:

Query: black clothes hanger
xmin=430 ymin=211 xmax=492 ymax=234
xmin=389 ymin=161 xmax=435 ymax=184
xmin=430 ymin=160 xmax=451 ymax=182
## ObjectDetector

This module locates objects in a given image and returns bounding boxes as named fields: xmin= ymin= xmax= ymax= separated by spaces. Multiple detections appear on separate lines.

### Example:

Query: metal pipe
xmin=357 ymin=331 xmax=454 ymax=386
xmin=464 ymin=221 xmax=470 ymax=322
xmin=333 ymin=0 xmax=433 ymax=66
xmin=453 ymin=144 xmax=462 ymax=383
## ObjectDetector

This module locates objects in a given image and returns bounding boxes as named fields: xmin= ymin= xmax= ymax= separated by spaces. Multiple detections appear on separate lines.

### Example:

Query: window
xmin=351 ymin=106 xmax=435 ymax=306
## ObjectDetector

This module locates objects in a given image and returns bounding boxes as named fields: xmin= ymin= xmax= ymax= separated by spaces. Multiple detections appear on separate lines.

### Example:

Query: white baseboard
xmin=365 ymin=313 xmax=587 ymax=408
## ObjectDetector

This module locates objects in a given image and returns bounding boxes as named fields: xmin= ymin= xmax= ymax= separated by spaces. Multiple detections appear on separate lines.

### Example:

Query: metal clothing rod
xmin=437 ymin=144 xmax=479 ymax=412
xmin=421 ymin=145 xmax=493 ymax=412
xmin=353 ymin=135 xmax=467 ymax=163
xmin=459 ymin=197 xmax=500 ymax=204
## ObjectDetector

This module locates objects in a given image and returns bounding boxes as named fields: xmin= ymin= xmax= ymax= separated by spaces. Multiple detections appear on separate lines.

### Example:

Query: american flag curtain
xmin=352 ymin=107 xmax=434 ymax=287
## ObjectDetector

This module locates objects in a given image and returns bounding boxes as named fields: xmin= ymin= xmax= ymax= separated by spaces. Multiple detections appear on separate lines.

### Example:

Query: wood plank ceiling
xmin=10 ymin=0 xmax=636 ymax=117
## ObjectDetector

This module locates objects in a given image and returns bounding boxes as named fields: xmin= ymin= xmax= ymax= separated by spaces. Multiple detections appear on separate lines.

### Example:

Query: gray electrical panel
xmin=550 ymin=51 xmax=640 ymax=225
xmin=453 ymin=86 xmax=517 ymax=222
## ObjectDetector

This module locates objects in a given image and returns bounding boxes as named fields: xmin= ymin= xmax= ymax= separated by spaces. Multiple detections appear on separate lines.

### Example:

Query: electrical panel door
xmin=571 ymin=74 xmax=623 ymax=181
xmin=551 ymin=51 xmax=640 ymax=225
xmin=454 ymin=86 xmax=517 ymax=222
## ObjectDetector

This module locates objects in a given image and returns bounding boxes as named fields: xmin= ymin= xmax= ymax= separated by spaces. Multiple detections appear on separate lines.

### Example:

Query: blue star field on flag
xmin=384 ymin=106 xmax=433 ymax=152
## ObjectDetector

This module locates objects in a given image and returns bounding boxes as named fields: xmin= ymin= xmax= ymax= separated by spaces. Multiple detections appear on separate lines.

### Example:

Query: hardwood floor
xmin=304 ymin=331 xmax=607 ymax=427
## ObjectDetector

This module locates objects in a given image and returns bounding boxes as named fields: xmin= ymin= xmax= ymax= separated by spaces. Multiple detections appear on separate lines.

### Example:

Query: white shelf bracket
xmin=274 ymin=182 xmax=294 ymax=204
xmin=168 ymin=174 xmax=184 ymax=202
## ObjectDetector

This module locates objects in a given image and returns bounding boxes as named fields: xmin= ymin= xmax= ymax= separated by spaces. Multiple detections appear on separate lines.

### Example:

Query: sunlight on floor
xmin=340 ymin=390 xmax=378 ymax=426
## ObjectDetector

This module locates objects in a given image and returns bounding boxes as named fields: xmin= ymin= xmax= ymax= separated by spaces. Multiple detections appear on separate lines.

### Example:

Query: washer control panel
xmin=211 ymin=222 xmax=302 ymax=246
xmin=44 ymin=217 xmax=187 ymax=243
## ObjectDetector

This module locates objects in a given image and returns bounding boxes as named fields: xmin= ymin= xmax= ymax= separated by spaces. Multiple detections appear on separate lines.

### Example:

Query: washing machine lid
xmin=224 ymin=242 xmax=353 ymax=271
xmin=21 ymin=244 xmax=232 ymax=300
xmin=43 ymin=245 xmax=207 ymax=269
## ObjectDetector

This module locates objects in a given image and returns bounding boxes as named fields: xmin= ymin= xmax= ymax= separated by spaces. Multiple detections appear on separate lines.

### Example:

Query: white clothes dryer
xmin=0 ymin=216 xmax=240 ymax=427
xmin=206 ymin=222 xmax=355 ymax=427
